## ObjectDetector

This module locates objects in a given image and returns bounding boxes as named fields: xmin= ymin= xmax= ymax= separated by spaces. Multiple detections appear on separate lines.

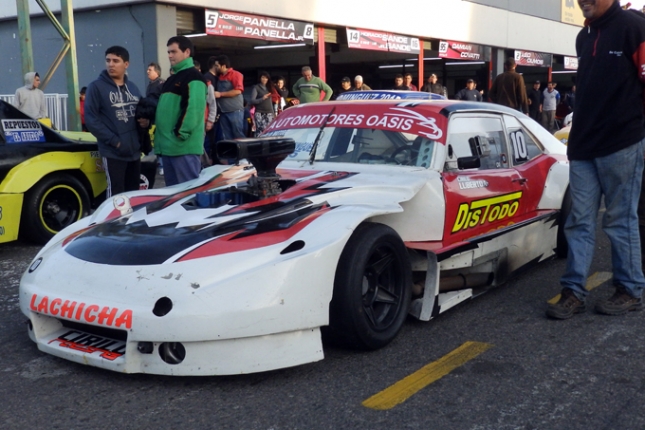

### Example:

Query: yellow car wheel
xmin=21 ymin=173 xmax=90 ymax=244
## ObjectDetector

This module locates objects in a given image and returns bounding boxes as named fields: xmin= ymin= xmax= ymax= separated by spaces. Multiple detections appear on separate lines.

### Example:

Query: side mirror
xmin=457 ymin=156 xmax=481 ymax=170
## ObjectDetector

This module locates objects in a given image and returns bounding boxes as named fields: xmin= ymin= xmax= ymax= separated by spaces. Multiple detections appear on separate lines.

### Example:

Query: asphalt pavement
xmin=2 ymin=205 xmax=644 ymax=430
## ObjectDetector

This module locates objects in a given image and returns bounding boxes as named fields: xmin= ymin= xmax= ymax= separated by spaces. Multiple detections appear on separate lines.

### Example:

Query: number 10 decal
xmin=510 ymin=130 xmax=528 ymax=162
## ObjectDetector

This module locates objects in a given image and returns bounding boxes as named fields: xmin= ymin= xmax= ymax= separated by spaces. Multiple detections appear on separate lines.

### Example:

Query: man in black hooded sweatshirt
xmin=547 ymin=0 xmax=645 ymax=319
xmin=85 ymin=46 xmax=147 ymax=197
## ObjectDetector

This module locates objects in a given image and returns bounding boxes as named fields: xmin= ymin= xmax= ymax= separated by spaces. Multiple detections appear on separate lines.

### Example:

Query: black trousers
xmin=102 ymin=157 xmax=141 ymax=198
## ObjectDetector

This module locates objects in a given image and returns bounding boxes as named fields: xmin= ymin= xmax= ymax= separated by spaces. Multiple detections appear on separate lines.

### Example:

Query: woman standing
xmin=249 ymin=71 xmax=276 ymax=136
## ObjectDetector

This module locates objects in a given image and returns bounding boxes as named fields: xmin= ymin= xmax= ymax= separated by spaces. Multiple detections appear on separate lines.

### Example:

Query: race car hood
xmin=52 ymin=163 xmax=437 ymax=266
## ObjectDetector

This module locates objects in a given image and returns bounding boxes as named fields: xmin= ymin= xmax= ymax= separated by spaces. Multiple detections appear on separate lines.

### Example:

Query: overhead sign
xmin=561 ymin=0 xmax=585 ymax=26
xmin=205 ymin=10 xmax=314 ymax=44
xmin=514 ymin=50 xmax=553 ymax=68
xmin=564 ymin=56 xmax=578 ymax=70
xmin=346 ymin=28 xmax=420 ymax=54
xmin=438 ymin=40 xmax=491 ymax=62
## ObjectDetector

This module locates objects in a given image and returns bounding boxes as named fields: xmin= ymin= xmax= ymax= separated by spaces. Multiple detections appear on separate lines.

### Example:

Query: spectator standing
xmin=392 ymin=74 xmax=410 ymax=90
xmin=146 ymin=62 xmax=164 ymax=100
xmin=274 ymin=76 xmax=289 ymax=114
xmin=14 ymin=72 xmax=47 ymax=119
xmin=421 ymin=74 xmax=447 ymax=97
xmin=565 ymin=84 xmax=576 ymax=112
xmin=404 ymin=73 xmax=418 ymax=91
xmin=85 ymin=46 xmax=145 ymax=197
xmin=334 ymin=77 xmax=353 ymax=99
xmin=489 ymin=57 xmax=529 ymax=113
xmin=213 ymin=55 xmax=246 ymax=140
xmin=250 ymin=71 xmax=276 ymax=136
xmin=79 ymin=86 xmax=87 ymax=131
xmin=527 ymin=80 xmax=541 ymax=122
xmin=154 ymin=36 xmax=206 ymax=186
xmin=454 ymin=79 xmax=483 ymax=101
xmin=353 ymin=75 xmax=372 ymax=91
xmin=546 ymin=0 xmax=645 ymax=319
xmin=292 ymin=66 xmax=333 ymax=103
xmin=541 ymin=82 xmax=561 ymax=132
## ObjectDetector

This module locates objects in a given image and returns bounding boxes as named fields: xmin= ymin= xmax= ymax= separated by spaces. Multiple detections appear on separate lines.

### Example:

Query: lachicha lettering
xmin=452 ymin=192 xmax=522 ymax=233
xmin=29 ymin=294 xmax=133 ymax=329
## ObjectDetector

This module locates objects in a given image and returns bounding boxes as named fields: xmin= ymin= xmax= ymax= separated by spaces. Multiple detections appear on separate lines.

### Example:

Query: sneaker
xmin=546 ymin=288 xmax=586 ymax=319
xmin=158 ymin=168 xmax=164 ymax=176
xmin=595 ymin=285 xmax=642 ymax=315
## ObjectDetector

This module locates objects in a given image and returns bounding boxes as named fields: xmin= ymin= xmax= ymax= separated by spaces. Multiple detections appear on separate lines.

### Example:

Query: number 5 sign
xmin=205 ymin=10 xmax=219 ymax=29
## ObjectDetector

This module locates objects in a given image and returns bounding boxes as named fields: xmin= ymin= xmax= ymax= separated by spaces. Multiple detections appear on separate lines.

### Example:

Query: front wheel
xmin=21 ymin=173 xmax=90 ymax=244
xmin=327 ymin=223 xmax=412 ymax=350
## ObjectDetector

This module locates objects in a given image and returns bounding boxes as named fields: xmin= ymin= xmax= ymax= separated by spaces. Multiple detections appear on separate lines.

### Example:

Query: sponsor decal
xmin=266 ymin=107 xmax=443 ymax=140
xmin=514 ymin=50 xmax=553 ymax=68
xmin=205 ymin=9 xmax=314 ymax=44
xmin=29 ymin=294 xmax=133 ymax=329
xmin=452 ymin=192 xmax=522 ymax=233
xmin=438 ymin=40 xmax=491 ymax=62
xmin=457 ymin=176 xmax=489 ymax=190
xmin=346 ymin=28 xmax=420 ymax=54
xmin=1 ymin=119 xmax=45 ymax=143
xmin=49 ymin=330 xmax=126 ymax=361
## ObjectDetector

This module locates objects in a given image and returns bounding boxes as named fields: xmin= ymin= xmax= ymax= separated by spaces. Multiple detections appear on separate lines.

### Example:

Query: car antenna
xmin=308 ymin=107 xmax=336 ymax=165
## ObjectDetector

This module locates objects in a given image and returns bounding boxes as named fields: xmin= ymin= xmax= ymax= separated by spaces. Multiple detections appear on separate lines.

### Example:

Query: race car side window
xmin=445 ymin=115 xmax=507 ymax=170
xmin=503 ymin=115 xmax=542 ymax=165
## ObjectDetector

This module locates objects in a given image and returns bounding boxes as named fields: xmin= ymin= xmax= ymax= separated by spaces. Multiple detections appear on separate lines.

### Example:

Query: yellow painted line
xmin=362 ymin=341 xmax=493 ymax=410
xmin=547 ymin=271 xmax=612 ymax=304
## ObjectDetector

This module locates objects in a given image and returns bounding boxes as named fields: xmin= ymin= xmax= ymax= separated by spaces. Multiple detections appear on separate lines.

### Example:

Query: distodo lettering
xmin=452 ymin=192 xmax=522 ymax=233
xmin=51 ymin=330 xmax=126 ymax=361
xmin=30 ymin=294 xmax=133 ymax=329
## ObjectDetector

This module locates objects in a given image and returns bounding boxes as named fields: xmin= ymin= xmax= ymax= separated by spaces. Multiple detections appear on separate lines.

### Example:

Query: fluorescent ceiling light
xmin=552 ymin=70 xmax=577 ymax=74
xmin=254 ymin=43 xmax=307 ymax=50
xmin=445 ymin=61 xmax=486 ymax=66
xmin=185 ymin=33 xmax=207 ymax=38
xmin=378 ymin=64 xmax=412 ymax=69
xmin=407 ymin=57 xmax=442 ymax=61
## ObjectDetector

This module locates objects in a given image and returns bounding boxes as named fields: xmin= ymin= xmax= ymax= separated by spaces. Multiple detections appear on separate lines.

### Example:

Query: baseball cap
xmin=535 ymin=80 xmax=540 ymax=84
xmin=466 ymin=79 xmax=474 ymax=83
xmin=341 ymin=76 xmax=350 ymax=83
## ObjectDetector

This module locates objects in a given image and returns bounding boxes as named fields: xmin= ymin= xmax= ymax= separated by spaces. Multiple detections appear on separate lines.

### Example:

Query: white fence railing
xmin=0 ymin=94 xmax=69 ymax=131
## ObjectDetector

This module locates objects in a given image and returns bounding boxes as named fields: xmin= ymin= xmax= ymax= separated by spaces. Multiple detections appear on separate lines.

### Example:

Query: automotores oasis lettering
xmin=452 ymin=191 xmax=522 ymax=233
xmin=29 ymin=294 xmax=133 ymax=329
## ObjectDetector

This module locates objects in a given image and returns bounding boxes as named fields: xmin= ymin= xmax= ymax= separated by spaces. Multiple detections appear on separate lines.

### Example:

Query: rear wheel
xmin=327 ymin=223 xmax=412 ymax=350
xmin=21 ymin=174 xmax=90 ymax=244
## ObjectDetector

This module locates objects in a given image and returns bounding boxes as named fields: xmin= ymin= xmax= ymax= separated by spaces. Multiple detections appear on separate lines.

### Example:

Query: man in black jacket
xmin=547 ymin=0 xmax=645 ymax=319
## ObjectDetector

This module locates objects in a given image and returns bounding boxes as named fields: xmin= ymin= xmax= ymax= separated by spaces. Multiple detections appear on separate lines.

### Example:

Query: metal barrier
xmin=0 ymin=93 xmax=69 ymax=131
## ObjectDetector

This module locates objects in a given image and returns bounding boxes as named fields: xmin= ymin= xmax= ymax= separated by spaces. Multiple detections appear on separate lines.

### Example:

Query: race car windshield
xmin=264 ymin=127 xmax=435 ymax=168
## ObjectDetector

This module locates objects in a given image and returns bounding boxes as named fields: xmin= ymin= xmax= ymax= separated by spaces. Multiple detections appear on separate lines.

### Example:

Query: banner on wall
xmin=564 ymin=56 xmax=578 ymax=70
xmin=514 ymin=50 xmax=553 ymax=67
xmin=205 ymin=10 xmax=314 ymax=44
xmin=346 ymin=28 xmax=420 ymax=54
xmin=438 ymin=40 xmax=491 ymax=61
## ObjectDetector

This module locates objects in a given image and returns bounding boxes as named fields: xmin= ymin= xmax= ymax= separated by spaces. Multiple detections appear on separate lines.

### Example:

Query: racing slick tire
xmin=20 ymin=173 xmax=90 ymax=244
xmin=556 ymin=187 xmax=571 ymax=258
xmin=327 ymin=222 xmax=412 ymax=350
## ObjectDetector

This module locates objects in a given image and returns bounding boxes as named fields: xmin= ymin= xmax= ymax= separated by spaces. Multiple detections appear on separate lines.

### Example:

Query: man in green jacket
xmin=154 ymin=35 xmax=207 ymax=186
xmin=292 ymin=66 xmax=333 ymax=104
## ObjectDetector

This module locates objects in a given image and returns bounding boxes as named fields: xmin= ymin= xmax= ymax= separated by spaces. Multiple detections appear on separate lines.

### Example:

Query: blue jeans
xmin=217 ymin=110 xmax=245 ymax=141
xmin=161 ymin=155 xmax=201 ymax=187
xmin=561 ymin=139 xmax=645 ymax=299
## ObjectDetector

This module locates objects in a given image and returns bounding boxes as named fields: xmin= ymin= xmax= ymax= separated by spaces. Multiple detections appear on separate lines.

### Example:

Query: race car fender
xmin=0 ymin=193 xmax=23 ymax=243
xmin=0 ymin=151 xmax=104 ymax=198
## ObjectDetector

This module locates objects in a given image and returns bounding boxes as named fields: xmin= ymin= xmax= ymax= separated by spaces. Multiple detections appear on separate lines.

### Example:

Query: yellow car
xmin=0 ymin=101 xmax=155 ymax=244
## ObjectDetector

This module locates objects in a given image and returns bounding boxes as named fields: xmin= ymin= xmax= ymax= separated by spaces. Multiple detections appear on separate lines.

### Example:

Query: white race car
xmin=19 ymin=100 xmax=569 ymax=375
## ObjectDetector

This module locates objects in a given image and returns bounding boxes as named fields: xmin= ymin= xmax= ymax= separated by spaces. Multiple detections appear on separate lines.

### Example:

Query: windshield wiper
xmin=308 ymin=107 xmax=336 ymax=165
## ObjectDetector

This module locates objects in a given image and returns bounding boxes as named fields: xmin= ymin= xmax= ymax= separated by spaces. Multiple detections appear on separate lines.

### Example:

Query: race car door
xmin=442 ymin=113 xmax=528 ymax=245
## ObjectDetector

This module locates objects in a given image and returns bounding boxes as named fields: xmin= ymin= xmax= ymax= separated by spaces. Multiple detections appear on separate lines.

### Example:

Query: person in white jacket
xmin=14 ymin=72 xmax=47 ymax=119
